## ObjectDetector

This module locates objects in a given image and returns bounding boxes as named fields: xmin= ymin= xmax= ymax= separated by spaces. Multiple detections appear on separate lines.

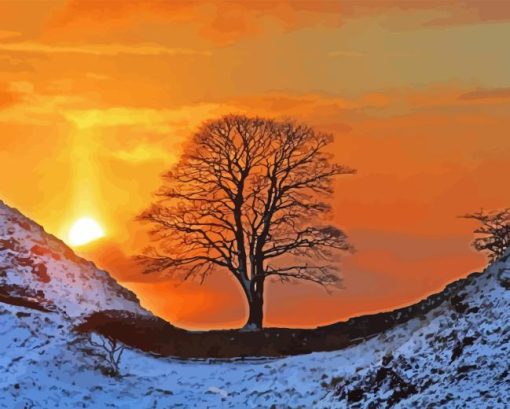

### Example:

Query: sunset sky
xmin=2 ymin=1 xmax=510 ymax=329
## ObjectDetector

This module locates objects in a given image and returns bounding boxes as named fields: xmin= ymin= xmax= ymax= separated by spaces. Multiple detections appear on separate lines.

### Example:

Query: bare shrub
xmin=461 ymin=208 xmax=510 ymax=261
xmin=89 ymin=333 xmax=125 ymax=377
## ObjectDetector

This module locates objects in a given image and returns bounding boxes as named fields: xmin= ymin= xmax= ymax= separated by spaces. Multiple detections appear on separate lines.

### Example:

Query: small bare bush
xmin=89 ymin=333 xmax=125 ymax=377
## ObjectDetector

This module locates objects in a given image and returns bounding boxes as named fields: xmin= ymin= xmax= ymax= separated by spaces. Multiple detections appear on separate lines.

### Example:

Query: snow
xmin=1 ymin=199 xmax=509 ymax=408
xmin=0 ymin=200 xmax=148 ymax=317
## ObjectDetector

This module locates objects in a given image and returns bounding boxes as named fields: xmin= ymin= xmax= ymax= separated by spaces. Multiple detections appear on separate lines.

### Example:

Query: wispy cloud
xmin=64 ymin=103 xmax=238 ymax=133
xmin=50 ymin=0 xmax=510 ymax=47
xmin=0 ymin=41 xmax=212 ymax=57
xmin=459 ymin=88 xmax=510 ymax=101
xmin=51 ymin=0 xmax=344 ymax=45
xmin=9 ymin=81 xmax=34 ymax=94
xmin=112 ymin=144 xmax=173 ymax=164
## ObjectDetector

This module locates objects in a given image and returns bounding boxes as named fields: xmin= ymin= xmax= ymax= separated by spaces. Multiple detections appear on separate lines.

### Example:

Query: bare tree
xmin=89 ymin=333 xmax=125 ymax=377
xmin=461 ymin=208 xmax=510 ymax=261
xmin=138 ymin=115 xmax=355 ymax=329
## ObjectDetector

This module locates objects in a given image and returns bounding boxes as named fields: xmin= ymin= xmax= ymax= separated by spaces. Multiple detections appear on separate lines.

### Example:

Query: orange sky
xmin=1 ymin=1 xmax=510 ymax=329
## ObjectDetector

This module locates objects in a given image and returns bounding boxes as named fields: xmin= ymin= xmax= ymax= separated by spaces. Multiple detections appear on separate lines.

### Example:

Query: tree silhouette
xmin=138 ymin=115 xmax=355 ymax=329
xmin=461 ymin=208 xmax=510 ymax=261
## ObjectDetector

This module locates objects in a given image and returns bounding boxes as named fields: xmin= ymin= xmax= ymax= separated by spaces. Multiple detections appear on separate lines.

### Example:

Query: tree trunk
xmin=245 ymin=294 xmax=263 ymax=330
xmin=244 ymin=277 xmax=265 ymax=330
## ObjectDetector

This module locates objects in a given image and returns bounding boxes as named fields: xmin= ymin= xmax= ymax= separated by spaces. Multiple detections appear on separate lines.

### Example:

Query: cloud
xmin=425 ymin=0 xmax=510 ymax=26
xmin=0 ymin=82 xmax=23 ymax=109
xmin=0 ymin=30 xmax=21 ymax=40
xmin=228 ymin=91 xmax=390 ymax=122
xmin=85 ymin=72 xmax=109 ymax=81
xmin=0 ymin=41 xmax=211 ymax=57
xmin=112 ymin=144 xmax=172 ymax=164
xmin=9 ymin=81 xmax=34 ymax=94
xmin=459 ymin=88 xmax=510 ymax=101
xmin=0 ymin=55 xmax=33 ymax=73
xmin=64 ymin=103 xmax=236 ymax=132
xmin=49 ymin=0 xmax=343 ymax=45
xmin=225 ymin=86 xmax=510 ymax=124
xmin=47 ymin=0 xmax=510 ymax=45
xmin=65 ymin=108 xmax=172 ymax=130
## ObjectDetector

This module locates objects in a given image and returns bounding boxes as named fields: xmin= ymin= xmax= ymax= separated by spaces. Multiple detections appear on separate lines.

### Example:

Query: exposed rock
xmin=497 ymin=268 xmax=510 ymax=289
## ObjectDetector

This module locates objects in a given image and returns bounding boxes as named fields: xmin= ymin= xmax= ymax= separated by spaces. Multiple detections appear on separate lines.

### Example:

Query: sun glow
xmin=68 ymin=217 xmax=105 ymax=247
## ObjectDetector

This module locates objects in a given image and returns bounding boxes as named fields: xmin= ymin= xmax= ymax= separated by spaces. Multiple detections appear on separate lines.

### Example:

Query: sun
xmin=68 ymin=217 xmax=105 ymax=247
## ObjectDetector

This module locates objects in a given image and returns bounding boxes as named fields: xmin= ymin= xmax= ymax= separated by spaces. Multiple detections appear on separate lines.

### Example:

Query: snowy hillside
xmin=0 ymin=200 xmax=147 ymax=317
xmin=0 ymin=200 xmax=509 ymax=408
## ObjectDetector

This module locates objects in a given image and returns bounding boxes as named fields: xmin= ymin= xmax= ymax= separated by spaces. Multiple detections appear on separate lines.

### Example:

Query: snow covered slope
xmin=0 ymin=200 xmax=508 ymax=408
xmin=316 ymin=259 xmax=510 ymax=408
xmin=0 ymin=200 xmax=148 ymax=317
xmin=1 ymin=256 xmax=508 ymax=408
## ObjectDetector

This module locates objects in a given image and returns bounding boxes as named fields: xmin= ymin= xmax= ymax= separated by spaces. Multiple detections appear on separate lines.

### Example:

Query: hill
xmin=0 ymin=200 xmax=508 ymax=408
xmin=0 ymin=200 xmax=148 ymax=317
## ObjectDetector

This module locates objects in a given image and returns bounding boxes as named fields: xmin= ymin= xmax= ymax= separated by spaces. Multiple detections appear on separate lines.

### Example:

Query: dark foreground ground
xmin=76 ymin=273 xmax=478 ymax=358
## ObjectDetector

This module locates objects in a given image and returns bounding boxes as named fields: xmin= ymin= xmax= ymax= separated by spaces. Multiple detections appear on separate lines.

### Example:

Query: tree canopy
xmin=138 ymin=115 xmax=355 ymax=329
